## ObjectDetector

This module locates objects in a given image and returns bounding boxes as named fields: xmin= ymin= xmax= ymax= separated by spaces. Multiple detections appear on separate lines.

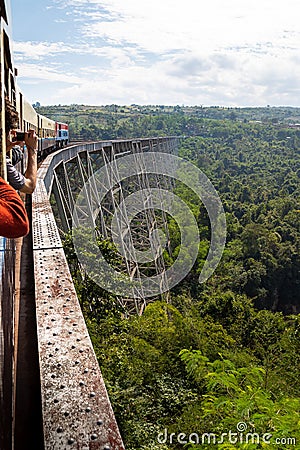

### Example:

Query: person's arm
xmin=21 ymin=146 xmax=37 ymax=194
xmin=0 ymin=177 xmax=29 ymax=238
xmin=21 ymin=131 xmax=38 ymax=194
xmin=6 ymin=158 xmax=26 ymax=191
xmin=6 ymin=130 xmax=38 ymax=194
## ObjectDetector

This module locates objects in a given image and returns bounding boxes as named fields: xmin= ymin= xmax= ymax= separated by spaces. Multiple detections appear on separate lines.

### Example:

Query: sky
xmin=10 ymin=0 xmax=300 ymax=107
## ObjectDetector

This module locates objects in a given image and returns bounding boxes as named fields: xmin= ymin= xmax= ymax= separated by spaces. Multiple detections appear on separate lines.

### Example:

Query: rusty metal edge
xmin=32 ymin=145 xmax=125 ymax=450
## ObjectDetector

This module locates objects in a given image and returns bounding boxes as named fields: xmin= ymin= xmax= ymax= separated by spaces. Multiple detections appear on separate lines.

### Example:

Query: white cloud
xmin=16 ymin=63 xmax=83 ymax=84
xmin=47 ymin=46 xmax=299 ymax=107
xmin=14 ymin=0 xmax=300 ymax=106
xmin=78 ymin=0 xmax=300 ymax=54
xmin=13 ymin=41 xmax=75 ymax=59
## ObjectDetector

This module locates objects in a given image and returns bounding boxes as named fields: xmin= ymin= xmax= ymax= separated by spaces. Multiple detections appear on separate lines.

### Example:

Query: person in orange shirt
xmin=0 ymin=176 xmax=29 ymax=238
xmin=0 ymin=96 xmax=31 ymax=238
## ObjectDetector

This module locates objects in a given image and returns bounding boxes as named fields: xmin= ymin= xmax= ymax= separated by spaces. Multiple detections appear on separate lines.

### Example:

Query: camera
xmin=15 ymin=131 xmax=26 ymax=141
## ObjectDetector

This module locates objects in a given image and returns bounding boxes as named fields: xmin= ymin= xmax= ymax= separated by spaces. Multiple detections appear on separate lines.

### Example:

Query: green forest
xmin=44 ymin=104 xmax=300 ymax=449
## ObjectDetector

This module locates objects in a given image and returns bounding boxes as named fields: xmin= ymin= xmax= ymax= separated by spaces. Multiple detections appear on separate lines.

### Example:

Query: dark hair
xmin=5 ymin=96 xmax=19 ymax=133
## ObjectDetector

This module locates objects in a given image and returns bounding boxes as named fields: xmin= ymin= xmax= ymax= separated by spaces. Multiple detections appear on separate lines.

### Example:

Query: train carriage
xmin=0 ymin=0 xmax=68 ymax=165
xmin=16 ymin=91 xmax=38 ymax=134
xmin=38 ymin=113 xmax=56 ymax=155
xmin=1 ymin=39 xmax=68 ymax=163
xmin=56 ymin=121 xmax=69 ymax=148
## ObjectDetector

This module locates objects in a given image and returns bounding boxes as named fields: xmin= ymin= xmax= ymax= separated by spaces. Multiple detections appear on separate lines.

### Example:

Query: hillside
xmin=37 ymin=104 xmax=300 ymax=141
xmin=48 ymin=104 xmax=300 ymax=449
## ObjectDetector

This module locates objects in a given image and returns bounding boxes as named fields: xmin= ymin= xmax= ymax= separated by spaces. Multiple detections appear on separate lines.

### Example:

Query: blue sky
xmin=11 ymin=0 xmax=300 ymax=107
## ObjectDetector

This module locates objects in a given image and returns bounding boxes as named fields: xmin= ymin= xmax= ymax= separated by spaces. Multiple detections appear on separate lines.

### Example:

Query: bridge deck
xmin=31 ymin=144 xmax=125 ymax=450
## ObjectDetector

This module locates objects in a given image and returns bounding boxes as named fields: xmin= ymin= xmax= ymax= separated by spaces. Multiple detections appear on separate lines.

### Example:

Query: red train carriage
xmin=55 ymin=122 xmax=69 ymax=149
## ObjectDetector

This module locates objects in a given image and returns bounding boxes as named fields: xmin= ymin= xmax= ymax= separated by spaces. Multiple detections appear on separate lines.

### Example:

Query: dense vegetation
xmin=50 ymin=104 xmax=300 ymax=449
xmin=37 ymin=104 xmax=300 ymax=141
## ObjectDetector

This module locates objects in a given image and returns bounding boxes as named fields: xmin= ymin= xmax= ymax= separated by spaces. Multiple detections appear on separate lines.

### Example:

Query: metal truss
xmin=50 ymin=138 xmax=179 ymax=315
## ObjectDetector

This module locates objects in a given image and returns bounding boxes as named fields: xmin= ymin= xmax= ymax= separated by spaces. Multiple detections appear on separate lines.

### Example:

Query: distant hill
xmin=36 ymin=104 xmax=300 ymax=141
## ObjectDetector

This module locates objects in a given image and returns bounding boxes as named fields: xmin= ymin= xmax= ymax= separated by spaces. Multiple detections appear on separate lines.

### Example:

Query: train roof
xmin=38 ymin=113 xmax=56 ymax=126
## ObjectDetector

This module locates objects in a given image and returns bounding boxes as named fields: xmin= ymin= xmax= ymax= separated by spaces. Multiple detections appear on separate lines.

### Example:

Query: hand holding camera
xmin=14 ymin=131 xmax=26 ymax=142
xmin=25 ymin=130 xmax=38 ymax=153
xmin=12 ymin=130 xmax=38 ymax=153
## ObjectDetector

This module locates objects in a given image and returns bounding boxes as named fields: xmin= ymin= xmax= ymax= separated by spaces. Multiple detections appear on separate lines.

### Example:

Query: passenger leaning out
xmin=5 ymin=97 xmax=38 ymax=194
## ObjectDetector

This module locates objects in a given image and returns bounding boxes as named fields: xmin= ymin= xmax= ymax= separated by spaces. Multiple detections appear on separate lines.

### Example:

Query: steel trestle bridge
xmin=0 ymin=137 xmax=179 ymax=449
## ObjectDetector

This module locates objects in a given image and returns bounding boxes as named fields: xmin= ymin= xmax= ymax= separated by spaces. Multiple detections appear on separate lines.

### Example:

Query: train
xmin=1 ymin=0 xmax=68 ymax=169
xmin=15 ymin=93 xmax=69 ymax=159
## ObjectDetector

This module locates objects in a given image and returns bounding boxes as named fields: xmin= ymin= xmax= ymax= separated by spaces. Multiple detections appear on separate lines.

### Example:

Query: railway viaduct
xmin=0 ymin=137 xmax=179 ymax=449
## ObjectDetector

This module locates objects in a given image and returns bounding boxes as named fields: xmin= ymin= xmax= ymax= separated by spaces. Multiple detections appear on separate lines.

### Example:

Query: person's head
xmin=5 ymin=96 xmax=19 ymax=134
xmin=5 ymin=97 xmax=24 ymax=154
